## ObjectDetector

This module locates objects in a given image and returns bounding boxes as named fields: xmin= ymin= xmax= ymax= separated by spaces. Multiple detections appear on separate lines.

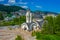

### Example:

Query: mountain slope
xmin=0 ymin=4 xmax=26 ymax=13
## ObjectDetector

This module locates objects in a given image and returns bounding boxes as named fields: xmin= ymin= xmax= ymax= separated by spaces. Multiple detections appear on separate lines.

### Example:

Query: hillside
xmin=33 ymin=10 xmax=58 ymax=14
xmin=0 ymin=4 xmax=26 ymax=13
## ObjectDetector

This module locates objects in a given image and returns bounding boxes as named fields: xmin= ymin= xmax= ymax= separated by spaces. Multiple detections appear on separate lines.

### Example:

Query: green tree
xmin=55 ymin=14 xmax=60 ymax=35
xmin=0 ymin=12 xmax=4 ymax=20
xmin=12 ymin=16 xmax=26 ymax=25
xmin=42 ymin=16 xmax=56 ymax=34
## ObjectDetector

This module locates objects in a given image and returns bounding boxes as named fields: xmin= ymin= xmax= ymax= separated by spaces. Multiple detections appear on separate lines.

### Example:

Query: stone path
xmin=0 ymin=29 xmax=36 ymax=40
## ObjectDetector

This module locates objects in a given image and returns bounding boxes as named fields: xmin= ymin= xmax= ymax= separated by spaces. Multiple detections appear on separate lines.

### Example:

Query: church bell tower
xmin=26 ymin=9 xmax=32 ymax=23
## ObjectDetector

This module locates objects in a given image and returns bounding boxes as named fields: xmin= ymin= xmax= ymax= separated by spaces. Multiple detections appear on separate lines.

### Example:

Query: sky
xmin=0 ymin=0 xmax=60 ymax=13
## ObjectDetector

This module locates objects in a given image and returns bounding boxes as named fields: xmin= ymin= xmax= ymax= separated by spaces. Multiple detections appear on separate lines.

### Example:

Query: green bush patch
xmin=15 ymin=35 xmax=23 ymax=40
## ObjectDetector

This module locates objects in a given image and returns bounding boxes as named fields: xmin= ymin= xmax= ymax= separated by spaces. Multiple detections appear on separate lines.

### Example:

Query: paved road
xmin=0 ymin=29 xmax=36 ymax=40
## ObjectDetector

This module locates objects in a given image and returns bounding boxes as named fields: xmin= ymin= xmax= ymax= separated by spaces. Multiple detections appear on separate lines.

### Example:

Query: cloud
xmin=8 ymin=0 xmax=15 ymax=3
xmin=36 ymin=6 xmax=42 ymax=8
xmin=21 ymin=6 xmax=28 ymax=8
xmin=4 ymin=4 xmax=10 ymax=6
xmin=0 ymin=0 xmax=4 ymax=1
xmin=19 ymin=2 xmax=28 ymax=4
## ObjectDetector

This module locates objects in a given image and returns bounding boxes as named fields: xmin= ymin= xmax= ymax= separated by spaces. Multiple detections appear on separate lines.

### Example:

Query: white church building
xmin=21 ymin=9 xmax=43 ymax=31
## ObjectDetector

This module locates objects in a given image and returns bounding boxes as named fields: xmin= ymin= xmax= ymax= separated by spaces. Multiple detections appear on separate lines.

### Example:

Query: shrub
xmin=32 ymin=31 xmax=36 ymax=36
xmin=15 ymin=35 xmax=23 ymax=40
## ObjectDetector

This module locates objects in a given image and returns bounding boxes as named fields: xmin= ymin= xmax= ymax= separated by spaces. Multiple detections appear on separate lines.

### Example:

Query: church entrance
xmin=24 ymin=27 xmax=27 ymax=30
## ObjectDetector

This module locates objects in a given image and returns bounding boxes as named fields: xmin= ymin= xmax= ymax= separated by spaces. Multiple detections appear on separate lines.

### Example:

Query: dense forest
xmin=32 ymin=14 xmax=60 ymax=40
xmin=0 ymin=4 xmax=26 ymax=13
